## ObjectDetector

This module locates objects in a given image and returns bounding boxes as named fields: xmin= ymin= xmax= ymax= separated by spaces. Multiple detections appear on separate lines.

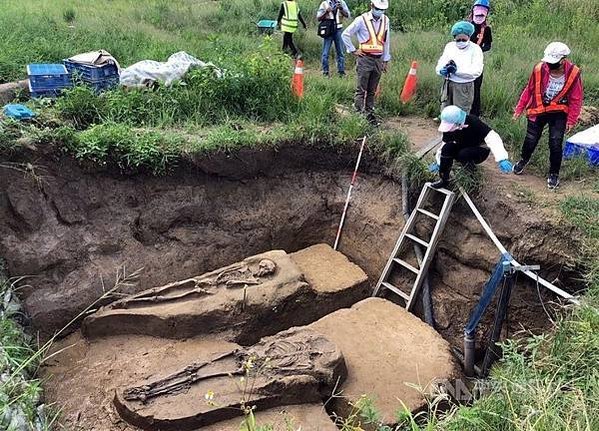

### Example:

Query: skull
xmin=256 ymin=259 xmax=276 ymax=277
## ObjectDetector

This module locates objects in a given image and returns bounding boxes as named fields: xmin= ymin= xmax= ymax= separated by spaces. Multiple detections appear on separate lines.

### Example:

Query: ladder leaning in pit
xmin=373 ymin=183 xmax=456 ymax=311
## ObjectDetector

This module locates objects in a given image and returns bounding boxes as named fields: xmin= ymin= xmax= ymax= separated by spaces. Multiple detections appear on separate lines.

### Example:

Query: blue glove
xmin=439 ymin=67 xmax=449 ymax=77
xmin=498 ymin=159 xmax=513 ymax=173
xmin=429 ymin=162 xmax=440 ymax=173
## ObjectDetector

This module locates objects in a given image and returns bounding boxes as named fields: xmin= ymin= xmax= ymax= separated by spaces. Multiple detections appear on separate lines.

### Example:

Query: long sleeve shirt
xmin=341 ymin=12 xmax=391 ymax=62
xmin=435 ymin=41 xmax=483 ymax=83
xmin=470 ymin=23 xmax=492 ymax=52
xmin=514 ymin=61 xmax=583 ymax=127
xmin=317 ymin=0 xmax=350 ymax=27
xmin=277 ymin=3 xmax=307 ymax=28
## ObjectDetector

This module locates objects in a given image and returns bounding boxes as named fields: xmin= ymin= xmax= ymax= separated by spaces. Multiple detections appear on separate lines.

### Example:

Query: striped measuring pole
xmin=333 ymin=136 xmax=367 ymax=251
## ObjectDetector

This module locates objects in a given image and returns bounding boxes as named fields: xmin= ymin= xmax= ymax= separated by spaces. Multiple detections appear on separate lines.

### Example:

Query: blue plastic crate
xmin=28 ymin=81 xmax=71 ymax=99
xmin=564 ymin=141 xmax=599 ymax=166
xmin=87 ymin=77 xmax=119 ymax=93
xmin=27 ymin=64 xmax=71 ymax=90
xmin=63 ymin=60 xmax=119 ymax=82
xmin=3 ymin=104 xmax=35 ymax=119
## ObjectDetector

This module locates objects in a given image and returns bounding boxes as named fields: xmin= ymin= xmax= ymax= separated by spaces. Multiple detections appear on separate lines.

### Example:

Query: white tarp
xmin=566 ymin=124 xmax=599 ymax=147
xmin=119 ymin=51 xmax=222 ymax=88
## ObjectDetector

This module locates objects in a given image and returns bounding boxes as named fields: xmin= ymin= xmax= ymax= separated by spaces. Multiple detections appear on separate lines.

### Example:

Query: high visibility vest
xmin=359 ymin=14 xmax=388 ymax=56
xmin=281 ymin=1 xmax=299 ymax=33
xmin=526 ymin=62 xmax=581 ymax=116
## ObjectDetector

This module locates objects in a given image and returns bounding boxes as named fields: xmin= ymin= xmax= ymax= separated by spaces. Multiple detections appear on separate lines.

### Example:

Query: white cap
xmin=541 ymin=42 xmax=571 ymax=64
xmin=372 ymin=0 xmax=389 ymax=9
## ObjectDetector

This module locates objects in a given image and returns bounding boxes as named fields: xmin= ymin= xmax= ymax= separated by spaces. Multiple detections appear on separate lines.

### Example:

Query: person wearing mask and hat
xmin=512 ymin=42 xmax=583 ymax=189
xmin=342 ymin=0 xmax=391 ymax=125
xmin=468 ymin=0 xmax=492 ymax=117
xmin=435 ymin=21 xmax=484 ymax=114
xmin=317 ymin=0 xmax=351 ymax=77
xmin=429 ymin=105 xmax=513 ymax=189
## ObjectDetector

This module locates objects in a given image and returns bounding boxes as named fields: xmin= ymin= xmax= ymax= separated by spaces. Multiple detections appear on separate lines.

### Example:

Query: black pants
xmin=439 ymin=142 xmax=490 ymax=174
xmin=282 ymin=32 xmax=298 ymax=57
xmin=471 ymin=73 xmax=483 ymax=117
xmin=520 ymin=112 xmax=567 ymax=175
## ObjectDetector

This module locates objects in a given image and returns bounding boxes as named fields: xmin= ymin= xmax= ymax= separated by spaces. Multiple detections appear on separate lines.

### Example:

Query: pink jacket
xmin=514 ymin=60 xmax=583 ymax=127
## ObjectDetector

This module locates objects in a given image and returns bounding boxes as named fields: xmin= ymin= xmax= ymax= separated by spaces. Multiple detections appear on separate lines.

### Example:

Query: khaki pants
xmin=441 ymin=80 xmax=474 ymax=113
xmin=354 ymin=55 xmax=383 ymax=113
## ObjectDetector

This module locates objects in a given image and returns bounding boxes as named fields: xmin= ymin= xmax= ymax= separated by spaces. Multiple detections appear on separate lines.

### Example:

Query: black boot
xmin=430 ymin=156 xmax=452 ymax=189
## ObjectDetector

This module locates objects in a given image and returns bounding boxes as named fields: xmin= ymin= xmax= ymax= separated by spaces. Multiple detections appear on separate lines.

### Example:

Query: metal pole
xmin=333 ymin=136 xmax=367 ymax=251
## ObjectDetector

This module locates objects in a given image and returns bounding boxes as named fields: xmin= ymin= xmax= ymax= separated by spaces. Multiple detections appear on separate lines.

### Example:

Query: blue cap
xmin=451 ymin=21 xmax=475 ymax=37
xmin=473 ymin=0 xmax=490 ymax=8
xmin=439 ymin=106 xmax=467 ymax=132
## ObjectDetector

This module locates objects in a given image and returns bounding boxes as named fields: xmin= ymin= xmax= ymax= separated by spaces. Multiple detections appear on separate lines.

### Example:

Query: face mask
xmin=548 ymin=61 xmax=562 ymax=70
xmin=372 ymin=8 xmax=384 ymax=19
xmin=456 ymin=41 xmax=469 ymax=49
xmin=473 ymin=14 xmax=486 ymax=24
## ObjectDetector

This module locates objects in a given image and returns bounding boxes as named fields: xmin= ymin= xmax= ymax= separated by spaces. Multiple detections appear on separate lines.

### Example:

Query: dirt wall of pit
xmin=0 ymin=143 xmax=583 ymax=346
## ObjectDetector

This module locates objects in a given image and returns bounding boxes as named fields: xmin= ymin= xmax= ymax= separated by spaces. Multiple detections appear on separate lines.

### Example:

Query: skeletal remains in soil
xmin=122 ymin=331 xmax=339 ymax=404
xmin=110 ymin=258 xmax=277 ymax=309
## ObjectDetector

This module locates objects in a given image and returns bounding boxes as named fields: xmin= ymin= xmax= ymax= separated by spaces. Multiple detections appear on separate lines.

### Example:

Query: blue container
xmin=257 ymin=19 xmax=277 ymax=34
xmin=28 ymin=81 xmax=71 ymax=99
xmin=87 ymin=77 xmax=119 ymax=93
xmin=27 ymin=64 xmax=72 ymax=90
xmin=63 ymin=60 xmax=119 ymax=82
xmin=3 ymin=104 xmax=35 ymax=119
xmin=564 ymin=142 xmax=599 ymax=166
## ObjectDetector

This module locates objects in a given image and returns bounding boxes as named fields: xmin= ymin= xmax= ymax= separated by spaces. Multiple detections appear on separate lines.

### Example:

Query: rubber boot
xmin=430 ymin=156 xmax=452 ymax=189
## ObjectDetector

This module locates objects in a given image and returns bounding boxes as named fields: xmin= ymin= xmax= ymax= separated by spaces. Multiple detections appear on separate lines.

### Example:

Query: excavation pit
xmin=0 ymin=128 xmax=584 ymax=430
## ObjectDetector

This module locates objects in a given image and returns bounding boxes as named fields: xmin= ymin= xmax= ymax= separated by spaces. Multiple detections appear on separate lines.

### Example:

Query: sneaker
xmin=513 ymin=159 xmax=528 ymax=175
xmin=367 ymin=113 xmax=380 ymax=127
xmin=322 ymin=72 xmax=330 ymax=78
xmin=338 ymin=72 xmax=346 ymax=78
xmin=547 ymin=174 xmax=560 ymax=189
xmin=430 ymin=178 xmax=450 ymax=189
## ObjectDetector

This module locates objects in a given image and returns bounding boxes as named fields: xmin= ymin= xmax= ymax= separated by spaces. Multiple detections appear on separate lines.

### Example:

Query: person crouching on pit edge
xmin=512 ymin=42 xmax=583 ymax=189
xmin=430 ymin=105 xmax=513 ymax=189
xmin=317 ymin=0 xmax=351 ymax=77
xmin=435 ymin=21 xmax=483 ymax=114
xmin=342 ymin=0 xmax=391 ymax=126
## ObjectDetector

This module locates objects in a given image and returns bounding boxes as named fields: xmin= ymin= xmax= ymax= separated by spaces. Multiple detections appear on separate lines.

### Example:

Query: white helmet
xmin=541 ymin=42 xmax=571 ymax=64
xmin=372 ymin=0 xmax=389 ymax=10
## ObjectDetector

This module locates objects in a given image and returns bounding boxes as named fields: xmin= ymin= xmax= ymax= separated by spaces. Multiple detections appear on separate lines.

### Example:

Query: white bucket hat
xmin=372 ymin=0 xmax=389 ymax=10
xmin=541 ymin=42 xmax=571 ymax=64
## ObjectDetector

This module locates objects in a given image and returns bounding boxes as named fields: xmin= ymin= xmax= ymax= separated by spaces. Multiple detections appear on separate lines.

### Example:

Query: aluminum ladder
xmin=373 ymin=183 xmax=456 ymax=310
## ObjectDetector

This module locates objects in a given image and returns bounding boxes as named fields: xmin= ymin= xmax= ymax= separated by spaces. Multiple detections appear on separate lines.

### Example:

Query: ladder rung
xmin=417 ymin=208 xmax=439 ymax=220
xmin=393 ymin=258 xmax=419 ymax=274
xmin=381 ymin=282 xmax=411 ymax=301
xmin=405 ymin=233 xmax=429 ymax=248
xmin=427 ymin=183 xmax=453 ymax=195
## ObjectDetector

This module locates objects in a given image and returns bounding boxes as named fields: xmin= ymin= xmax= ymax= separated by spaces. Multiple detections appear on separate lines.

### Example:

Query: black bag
xmin=317 ymin=19 xmax=336 ymax=38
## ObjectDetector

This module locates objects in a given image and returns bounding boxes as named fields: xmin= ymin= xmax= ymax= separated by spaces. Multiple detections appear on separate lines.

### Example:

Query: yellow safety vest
xmin=359 ymin=14 xmax=387 ymax=56
xmin=281 ymin=1 xmax=299 ymax=33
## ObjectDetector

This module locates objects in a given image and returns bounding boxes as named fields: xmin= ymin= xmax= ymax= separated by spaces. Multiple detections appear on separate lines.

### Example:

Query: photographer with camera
xmin=435 ymin=21 xmax=483 ymax=114
xmin=317 ymin=0 xmax=351 ymax=77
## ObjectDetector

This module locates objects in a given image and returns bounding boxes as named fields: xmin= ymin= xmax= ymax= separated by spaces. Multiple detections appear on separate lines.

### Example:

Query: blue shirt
xmin=341 ymin=12 xmax=391 ymax=62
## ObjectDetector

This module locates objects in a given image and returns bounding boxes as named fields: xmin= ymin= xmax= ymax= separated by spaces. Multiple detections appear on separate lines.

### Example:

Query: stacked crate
xmin=63 ymin=60 xmax=119 ymax=92
xmin=27 ymin=64 xmax=73 ymax=98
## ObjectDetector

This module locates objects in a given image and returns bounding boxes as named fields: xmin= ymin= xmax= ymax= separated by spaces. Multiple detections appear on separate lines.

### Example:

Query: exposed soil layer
xmin=0 ymin=134 xmax=584 ymax=350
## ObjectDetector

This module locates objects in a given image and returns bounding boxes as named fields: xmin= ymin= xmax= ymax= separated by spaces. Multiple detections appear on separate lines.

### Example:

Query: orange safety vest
xmin=526 ymin=62 xmax=581 ymax=116
xmin=359 ymin=14 xmax=387 ymax=56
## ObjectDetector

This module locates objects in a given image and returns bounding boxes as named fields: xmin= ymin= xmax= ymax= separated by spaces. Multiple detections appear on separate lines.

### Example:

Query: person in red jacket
xmin=512 ymin=42 xmax=583 ymax=189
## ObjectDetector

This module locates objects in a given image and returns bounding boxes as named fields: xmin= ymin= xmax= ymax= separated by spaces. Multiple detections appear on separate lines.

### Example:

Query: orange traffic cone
xmin=292 ymin=59 xmax=304 ymax=99
xmin=400 ymin=61 xmax=418 ymax=103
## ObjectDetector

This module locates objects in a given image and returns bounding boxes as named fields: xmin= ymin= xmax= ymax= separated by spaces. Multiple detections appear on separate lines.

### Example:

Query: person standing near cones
xmin=435 ymin=21 xmax=483 ymax=113
xmin=512 ymin=42 xmax=583 ymax=189
xmin=317 ymin=0 xmax=351 ymax=77
xmin=467 ymin=0 xmax=492 ymax=117
xmin=277 ymin=0 xmax=307 ymax=58
xmin=342 ymin=0 xmax=391 ymax=125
